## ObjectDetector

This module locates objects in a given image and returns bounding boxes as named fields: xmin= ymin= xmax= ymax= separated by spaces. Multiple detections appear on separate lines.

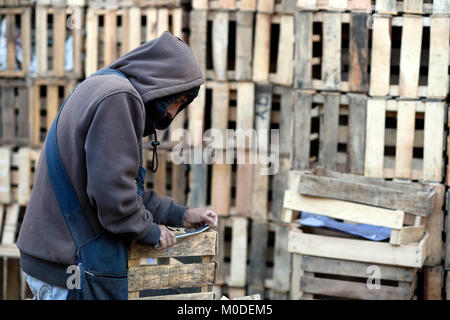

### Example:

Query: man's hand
xmin=183 ymin=208 xmax=218 ymax=229
xmin=156 ymin=225 xmax=176 ymax=250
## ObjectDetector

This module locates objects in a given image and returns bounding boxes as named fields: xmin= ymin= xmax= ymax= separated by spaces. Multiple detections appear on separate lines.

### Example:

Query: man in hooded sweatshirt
xmin=16 ymin=31 xmax=218 ymax=300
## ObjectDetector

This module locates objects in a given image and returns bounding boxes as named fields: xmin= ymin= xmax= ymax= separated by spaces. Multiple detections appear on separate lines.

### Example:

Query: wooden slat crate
xmin=128 ymin=229 xmax=217 ymax=300
xmin=29 ymin=79 xmax=78 ymax=147
xmin=370 ymin=15 xmax=449 ymax=99
xmin=143 ymin=148 xmax=187 ymax=206
xmin=0 ymin=7 xmax=31 ymax=78
xmin=35 ymin=5 xmax=84 ymax=79
xmin=297 ymin=0 xmax=373 ymax=12
xmin=294 ymin=11 xmax=370 ymax=93
xmin=290 ymin=255 xmax=419 ymax=300
xmin=375 ymin=0 xmax=450 ymax=15
xmin=85 ymin=7 xmax=186 ymax=77
xmin=193 ymin=0 xmax=297 ymax=13
xmin=0 ymin=147 xmax=40 ymax=206
xmin=293 ymin=90 xmax=367 ymax=175
xmin=189 ymin=10 xmax=255 ymax=81
xmin=364 ymin=98 xmax=446 ymax=182
xmin=285 ymin=170 xmax=434 ymax=269
xmin=0 ymin=79 xmax=28 ymax=146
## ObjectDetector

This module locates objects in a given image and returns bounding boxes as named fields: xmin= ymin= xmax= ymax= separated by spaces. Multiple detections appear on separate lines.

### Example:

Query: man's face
xmin=165 ymin=96 xmax=186 ymax=119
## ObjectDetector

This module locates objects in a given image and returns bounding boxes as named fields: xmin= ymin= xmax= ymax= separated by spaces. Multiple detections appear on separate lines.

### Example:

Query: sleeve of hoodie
xmin=84 ymin=92 xmax=162 ymax=246
xmin=142 ymin=190 xmax=187 ymax=228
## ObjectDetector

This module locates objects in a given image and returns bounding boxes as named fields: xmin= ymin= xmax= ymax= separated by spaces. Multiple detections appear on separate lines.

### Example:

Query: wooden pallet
xmin=128 ymin=229 xmax=217 ymax=300
xmin=0 ymin=7 xmax=31 ymax=78
xmin=370 ymin=15 xmax=449 ymax=99
xmin=285 ymin=170 xmax=434 ymax=268
xmin=85 ymin=7 xmax=186 ymax=77
xmin=190 ymin=10 xmax=255 ymax=81
xmin=293 ymin=90 xmax=367 ymax=175
xmin=375 ymin=0 xmax=450 ymax=15
xmin=297 ymin=0 xmax=373 ymax=12
xmin=0 ymin=79 xmax=29 ymax=146
xmin=29 ymin=78 xmax=78 ymax=147
xmin=193 ymin=0 xmax=297 ymax=13
xmin=35 ymin=5 xmax=84 ymax=79
xmin=291 ymin=255 xmax=419 ymax=300
xmin=0 ymin=147 xmax=40 ymax=206
xmin=294 ymin=11 xmax=370 ymax=93
xmin=364 ymin=98 xmax=446 ymax=182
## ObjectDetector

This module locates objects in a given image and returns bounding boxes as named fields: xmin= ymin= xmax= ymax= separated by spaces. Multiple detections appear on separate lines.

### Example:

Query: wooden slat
xmin=1 ymin=204 xmax=19 ymax=245
xmin=128 ymin=7 xmax=141 ymax=51
xmin=128 ymin=262 xmax=216 ymax=291
xmin=0 ymin=148 xmax=11 ymax=204
xmin=427 ymin=16 xmax=449 ymax=98
xmin=103 ymin=10 xmax=117 ymax=67
xmin=423 ymin=266 xmax=443 ymax=300
xmin=236 ymin=11 xmax=253 ymax=80
xmin=364 ymin=99 xmax=386 ymax=177
xmin=399 ymin=15 xmax=423 ymax=98
xmin=212 ymin=11 xmax=228 ymax=81
xmin=347 ymin=94 xmax=366 ymax=174
xmin=130 ymin=231 xmax=217 ymax=259
xmin=228 ymin=217 xmax=248 ymax=287
xmin=284 ymin=190 xmax=404 ymax=229
xmin=271 ymin=224 xmax=292 ymax=297
xmin=134 ymin=292 xmax=215 ymax=300
xmin=424 ymin=184 xmax=445 ymax=265
xmin=394 ymin=100 xmax=416 ymax=179
xmin=252 ymin=13 xmax=271 ymax=82
xmin=53 ymin=8 xmax=66 ymax=77
xmin=248 ymin=221 xmax=268 ymax=298
xmin=348 ymin=13 xmax=369 ymax=92
xmin=369 ymin=16 xmax=391 ymax=96
xmin=294 ymin=11 xmax=313 ymax=89
xmin=85 ymin=8 xmax=98 ymax=77
xmin=320 ymin=93 xmax=339 ymax=171
xmin=288 ymin=229 xmax=430 ymax=268
xmin=272 ymin=14 xmax=293 ymax=86
xmin=321 ymin=12 xmax=341 ymax=90
xmin=293 ymin=90 xmax=313 ymax=170
xmin=423 ymin=101 xmax=445 ymax=182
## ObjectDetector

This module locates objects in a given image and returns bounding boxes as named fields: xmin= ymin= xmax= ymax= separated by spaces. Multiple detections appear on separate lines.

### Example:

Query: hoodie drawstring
xmin=150 ymin=130 xmax=160 ymax=173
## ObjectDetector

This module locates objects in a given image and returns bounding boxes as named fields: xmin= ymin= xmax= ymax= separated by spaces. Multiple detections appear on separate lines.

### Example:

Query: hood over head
xmin=107 ymin=31 xmax=204 ymax=105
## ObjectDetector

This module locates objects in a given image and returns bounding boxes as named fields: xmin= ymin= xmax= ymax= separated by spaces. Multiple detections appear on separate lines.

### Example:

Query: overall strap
xmin=45 ymin=68 xmax=129 ymax=248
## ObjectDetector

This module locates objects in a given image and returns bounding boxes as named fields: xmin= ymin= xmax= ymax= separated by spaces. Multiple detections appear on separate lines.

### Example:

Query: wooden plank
xmin=424 ymin=183 xmax=444 ymax=266
xmin=130 ymin=231 xmax=217 ymax=259
xmin=211 ymin=164 xmax=232 ymax=216
xmin=399 ymin=15 xmax=423 ymax=98
xmin=0 ymin=148 xmax=11 ymax=204
xmin=1 ymin=204 xmax=19 ymax=244
xmin=248 ymin=221 xmax=268 ymax=298
xmin=423 ymin=266 xmax=443 ymax=300
xmin=369 ymin=16 xmax=391 ymax=96
xmin=212 ymin=11 xmax=229 ymax=81
xmin=284 ymin=190 xmax=404 ymax=228
xmin=390 ymin=226 xmax=425 ymax=245
xmin=53 ymin=8 xmax=66 ymax=77
xmin=298 ymin=171 xmax=435 ymax=217
xmin=347 ymin=94 xmax=366 ymax=174
xmin=128 ymin=262 xmax=216 ymax=291
xmin=21 ymin=8 xmax=31 ymax=78
xmin=1 ymin=87 xmax=14 ymax=142
xmin=288 ymin=229 xmax=430 ymax=268
xmin=320 ymin=93 xmax=339 ymax=171
xmin=134 ymin=292 xmax=215 ymax=300
xmin=85 ymin=8 xmax=98 ymax=77
xmin=433 ymin=0 xmax=450 ymax=14
xmin=364 ymin=99 xmax=386 ymax=177
xmin=228 ymin=217 xmax=248 ymax=287
xmin=277 ymin=86 xmax=293 ymax=156
xmin=423 ymin=101 xmax=445 ymax=182
xmin=271 ymin=156 xmax=290 ymax=221
xmin=375 ymin=0 xmax=397 ymax=14
xmin=272 ymin=15 xmax=294 ymax=86
xmin=321 ymin=12 xmax=341 ymax=90
xmin=294 ymin=11 xmax=313 ymax=89
xmin=188 ymin=163 xmax=207 ymax=208
xmin=6 ymin=13 xmax=15 ymax=72
xmin=17 ymin=148 xmax=30 ymax=206
xmin=36 ymin=7 xmax=48 ymax=76
xmin=427 ymin=16 xmax=449 ymax=99
xmin=348 ymin=13 xmax=369 ymax=92
xmin=271 ymin=224 xmax=292 ymax=298
xmin=301 ymin=255 xmax=417 ymax=282
xmin=189 ymin=10 xmax=207 ymax=79
xmin=293 ymin=90 xmax=313 ymax=170
xmin=252 ymin=13 xmax=271 ymax=83
xmin=394 ymin=100 xmax=416 ymax=179
xmin=128 ymin=7 xmax=142 ymax=51
xmin=300 ymin=276 xmax=413 ymax=300
xmin=236 ymin=11 xmax=253 ymax=81
xmin=103 ymin=10 xmax=117 ymax=67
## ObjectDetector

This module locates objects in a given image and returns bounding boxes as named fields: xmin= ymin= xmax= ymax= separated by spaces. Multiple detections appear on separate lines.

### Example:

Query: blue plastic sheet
xmin=300 ymin=211 xmax=392 ymax=241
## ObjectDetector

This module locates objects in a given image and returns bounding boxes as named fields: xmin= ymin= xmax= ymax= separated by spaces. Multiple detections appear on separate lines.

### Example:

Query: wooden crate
xmin=297 ymin=0 xmax=373 ymax=12
xmin=35 ymin=6 xmax=84 ymax=79
xmin=0 ymin=147 xmax=40 ymax=206
xmin=375 ymin=0 xmax=450 ymax=14
xmin=364 ymin=98 xmax=446 ymax=182
xmin=0 ymin=80 xmax=29 ymax=146
xmin=285 ymin=169 xmax=434 ymax=268
xmin=29 ymin=78 xmax=78 ymax=147
xmin=0 ymin=7 xmax=31 ymax=78
xmin=370 ymin=15 xmax=449 ymax=99
xmin=293 ymin=90 xmax=367 ymax=175
xmin=193 ymin=0 xmax=297 ymax=13
xmin=143 ymin=148 xmax=187 ymax=206
xmin=295 ymin=11 xmax=370 ymax=93
xmin=190 ymin=10 xmax=255 ymax=81
xmin=127 ymin=229 xmax=217 ymax=300
xmin=290 ymin=255 xmax=419 ymax=300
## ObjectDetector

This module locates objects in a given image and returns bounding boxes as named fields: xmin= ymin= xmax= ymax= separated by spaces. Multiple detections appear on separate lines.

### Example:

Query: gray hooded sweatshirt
xmin=17 ymin=31 xmax=205 ymax=287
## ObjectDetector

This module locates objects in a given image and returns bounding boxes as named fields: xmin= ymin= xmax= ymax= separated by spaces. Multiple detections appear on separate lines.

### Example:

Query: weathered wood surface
xmin=128 ymin=262 xmax=216 ymax=291
xmin=129 ymin=231 xmax=217 ymax=259
xmin=288 ymin=229 xmax=430 ymax=268
xmin=248 ymin=221 xmax=268 ymax=298
xmin=423 ymin=266 xmax=443 ymax=300
xmin=297 ymin=169 xmax=436 ymax=216
xmin=132 ymin=292 xmax=215 ymax=300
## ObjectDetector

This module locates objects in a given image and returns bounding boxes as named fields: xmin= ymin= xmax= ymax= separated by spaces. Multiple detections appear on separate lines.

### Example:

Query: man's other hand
xmin=156 ymin=225 xmax=176 ymax=250
xmin=183 ymin=208 xmax=218 ymax=229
